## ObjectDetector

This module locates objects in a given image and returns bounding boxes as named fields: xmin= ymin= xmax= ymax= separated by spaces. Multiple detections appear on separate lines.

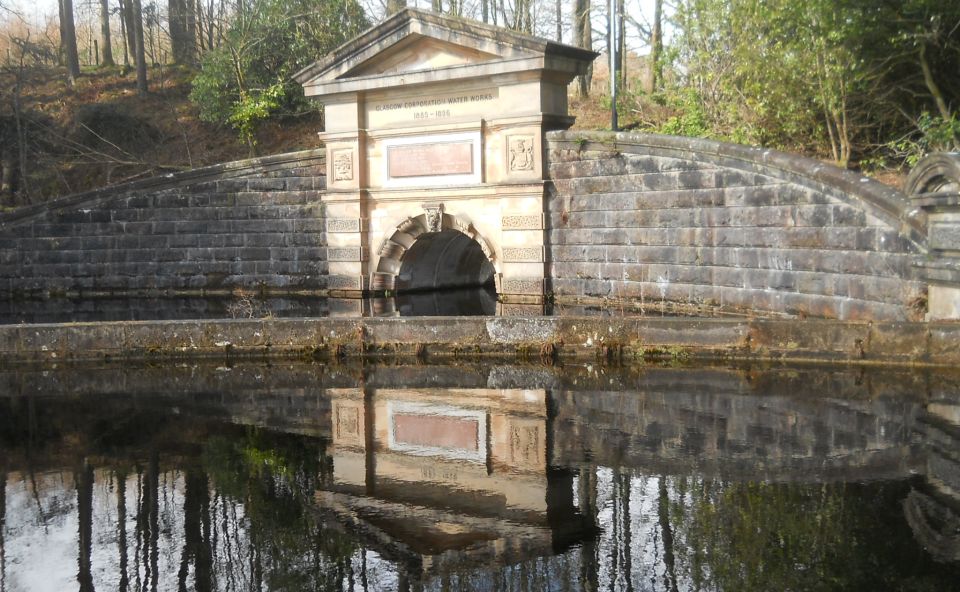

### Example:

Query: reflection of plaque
xmin=394 ymin=414 xmax=479 ymax=451
xmin=387 ymin=401 xmax=486 ymax=462
xmin=388 ymin=142 xmax=473 ymax=178
xmin=336 ymin=406 xmax=359 ymax=439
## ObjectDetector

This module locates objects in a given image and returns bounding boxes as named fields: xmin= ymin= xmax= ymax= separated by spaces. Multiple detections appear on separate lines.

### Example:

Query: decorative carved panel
xmin=327 ymin=275 xmax=363 ymax=290
xmin=423 ymin=202 xmax=444 ymax=233
xmin=332 ymin=150 xmax=354 ymax=181
xmin=502 ymin=247 xmax=543 ymax=262
xmin=508 ymin=135 xmax=535 ymax=172
xmin=502 ymin=277 xmax=543 ymax=294
xmin=326 ymin=218 xmax=363 ymax=233
xmin=327 ymin=247 xmax=366 ymax=262
xmin=501 ymin=214 xmax=543 ymax=230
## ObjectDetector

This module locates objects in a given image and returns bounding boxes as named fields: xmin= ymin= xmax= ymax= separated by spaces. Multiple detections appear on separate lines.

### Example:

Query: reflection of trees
xmin=116 ymin=468 xmax=129 ymax=592
xmin=581 ymin=469 xmax=960 ymax=591
xmin=666 ymin=477 xmax=953 ymax=591
xmin=1 ymin=471 xmax=5 ymax=592
xmin=76 ymin=461 xmax=95 ymax=592
xmin=202 ymin=429 xmax=357 ymax=591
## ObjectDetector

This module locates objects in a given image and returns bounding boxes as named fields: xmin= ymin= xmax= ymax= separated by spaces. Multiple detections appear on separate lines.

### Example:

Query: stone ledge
xmin=1 ymin=316 xmax=957 ymax=366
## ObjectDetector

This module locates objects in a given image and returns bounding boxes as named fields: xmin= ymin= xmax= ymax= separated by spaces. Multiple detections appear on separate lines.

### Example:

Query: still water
xmin=0 ymin=287 xmax=502 ymax=324
xmin=1 ymin=360 xmax=959 ymax=591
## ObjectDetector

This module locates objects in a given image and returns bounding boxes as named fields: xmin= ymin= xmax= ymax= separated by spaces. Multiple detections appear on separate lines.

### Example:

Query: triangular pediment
xmin=346 ymin=34 xmax=500 ymax=77
xmin=295 ymin=8 xmax=598 ymax=97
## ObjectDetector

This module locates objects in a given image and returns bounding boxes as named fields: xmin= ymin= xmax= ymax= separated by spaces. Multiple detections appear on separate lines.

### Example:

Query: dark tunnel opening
xmin=394 ymin=230 xmax=497 ymax=315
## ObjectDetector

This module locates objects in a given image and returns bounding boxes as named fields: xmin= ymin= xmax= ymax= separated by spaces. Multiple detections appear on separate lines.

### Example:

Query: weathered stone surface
xmin=1 ymin=315 xmax=957 ymax=366
xmin=0 ymin=150 xmax=327 ymax=296
xmin=545 ymin=132 xmax=927 ymax=321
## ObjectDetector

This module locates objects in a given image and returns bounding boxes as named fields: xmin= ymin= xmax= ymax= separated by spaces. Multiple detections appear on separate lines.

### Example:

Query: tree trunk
xmin=617 ymin=0 xmax=625 ymax=89
xmin=100 ymin=0 xmax=115 ymax=66
xmin=59 ymin=0 xmax=81 ymax=85
xmin=132 ymin=0 xmax=148 ymax=95
xmin=920 ymin=44 xmax=954 ymax=125
xmin=13 ymin=47 xmax=29 ymax=205
xmin=169 ymin=0 xmax=197 ymax=65
xmin=573 ymin=0 xmax=592 ymax=98
xmin=1 ymin=148 xmax=13 ymax=205
xmin=386 ymin=0 xmax=406 ymax=15
xmin=556 ymin=0 xmax=562 ymax=41
xmin=121 ymin=0 xmax=136 ymax=68
xmin=650 ymin=0 xmax=662 ymax=92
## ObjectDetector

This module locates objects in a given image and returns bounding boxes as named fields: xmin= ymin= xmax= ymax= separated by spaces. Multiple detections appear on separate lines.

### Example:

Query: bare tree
xmin=169 ymin=0 xmax=197 ymax=64
xmin=572 ymin=0 xmax=592 ymax=97
xmin=132 ymin=0 xmax=147 ymax=94
xmin=651 ymin=0 xmax=662 ymax=92
xmin=120 ymin=0 xmax=136 ymax=67
xmin=556 ymin=0 xmax=561 ymax=41
xmin=386 ymin=0 xmax=406 ymax=16
xmin=100 ymin=0 xmax=115 ymax=66
xmin=58 ymin=0 xmax=81 ymax=84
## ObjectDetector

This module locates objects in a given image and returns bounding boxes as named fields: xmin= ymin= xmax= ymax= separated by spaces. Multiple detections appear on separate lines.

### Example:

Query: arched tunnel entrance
xmin=394 ymin=229 xmax=498 ymax=315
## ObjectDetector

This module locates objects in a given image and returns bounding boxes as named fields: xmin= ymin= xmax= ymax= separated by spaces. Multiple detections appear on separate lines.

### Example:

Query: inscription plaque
xmin=388 ymin=142 xmax=473 ymax=178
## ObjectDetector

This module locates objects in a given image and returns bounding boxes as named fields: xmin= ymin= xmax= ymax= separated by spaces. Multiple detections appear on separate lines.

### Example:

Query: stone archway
xmin=371 ymin=205 xmax=499 ymax=294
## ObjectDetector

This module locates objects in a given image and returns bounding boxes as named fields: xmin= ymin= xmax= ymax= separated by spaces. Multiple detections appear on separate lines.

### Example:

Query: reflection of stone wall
xmin=552 ymin=367 xmax=924 ymax=480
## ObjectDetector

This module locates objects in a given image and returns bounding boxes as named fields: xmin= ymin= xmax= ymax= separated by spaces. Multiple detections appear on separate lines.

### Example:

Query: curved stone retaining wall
xmin=0 ymin=150 xmax=327 ymax=296
xmin=0 ymin=133 xmax=946 ymax=322
xmin=546 ymin=132 xmax=928 ymax=321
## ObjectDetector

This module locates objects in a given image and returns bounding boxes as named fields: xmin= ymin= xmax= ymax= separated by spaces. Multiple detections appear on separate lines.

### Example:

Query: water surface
xmin=1 ymin=361 xmax=958 ymax=591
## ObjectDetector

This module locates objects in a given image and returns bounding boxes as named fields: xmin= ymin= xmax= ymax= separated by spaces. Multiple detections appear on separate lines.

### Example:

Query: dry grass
xmin=1 ymin=64 xmax=323 ymax=201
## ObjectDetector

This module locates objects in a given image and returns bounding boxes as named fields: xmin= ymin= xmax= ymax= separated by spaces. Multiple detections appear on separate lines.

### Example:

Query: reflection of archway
xmin=372 ymin=210 xmax=499 ymax=293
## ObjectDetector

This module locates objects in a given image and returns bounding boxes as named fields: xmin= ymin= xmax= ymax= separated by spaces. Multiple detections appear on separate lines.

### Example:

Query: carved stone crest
xmin=332 ymin=150 xmax=354 ymax=181
xmin=423 ymin=202 xmax=444 ymax=233
xmin=508 ymin=136 xmax=535 ymax=172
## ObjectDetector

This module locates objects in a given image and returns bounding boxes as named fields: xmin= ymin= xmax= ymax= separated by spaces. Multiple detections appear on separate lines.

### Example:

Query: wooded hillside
xmin=0 ymin=0 xmax=957 ymax=207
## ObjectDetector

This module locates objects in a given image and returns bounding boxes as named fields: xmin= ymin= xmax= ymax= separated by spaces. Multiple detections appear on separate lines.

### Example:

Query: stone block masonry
xmin=546 ymin=132 xmax=929 ymax=321
xmin=0 ymin=150 xmax=328 ymax=297
xmin=0 ymin=132 xmax=947 ymax=323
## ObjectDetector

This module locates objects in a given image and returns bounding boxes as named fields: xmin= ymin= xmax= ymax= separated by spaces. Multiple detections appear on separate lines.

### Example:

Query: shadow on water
xmin=0 ymin=360 xmax=959 ymax=590
xmin=0 ymin=285 xmax=500 ymax=324
xmin=390 ymin=285 xmax=498 ymax=316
